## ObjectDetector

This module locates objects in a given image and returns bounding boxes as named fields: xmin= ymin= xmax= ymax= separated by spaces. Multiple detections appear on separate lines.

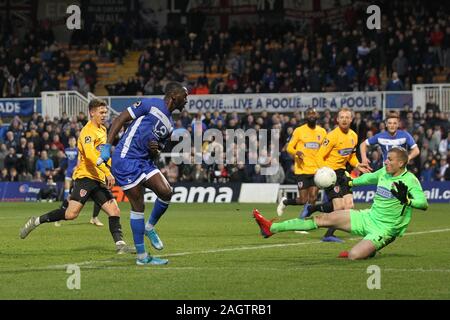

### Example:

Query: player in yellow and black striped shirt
xmin=277 ymin=108 xmax=327 ymax=217
xmin=303 ymin=107 xmax=372 ymax=242
xmin=20 ymin=99 xmax=133 ymax=254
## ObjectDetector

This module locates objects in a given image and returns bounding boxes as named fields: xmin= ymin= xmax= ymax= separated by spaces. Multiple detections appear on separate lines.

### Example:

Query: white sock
xmin=145 ymin=223 xmax=154 ymax=231
xmin=137 ymin=252 xmax=148 ymax=260
xmin=115 ymin=240 xmax=125 ymax=246
xmin=35 ymin=217 xmax=40 ymax=226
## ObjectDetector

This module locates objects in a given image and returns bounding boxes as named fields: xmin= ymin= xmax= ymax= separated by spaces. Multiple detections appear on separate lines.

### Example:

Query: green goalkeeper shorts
xmin=350 ymin=209 xmax=396 ymax=251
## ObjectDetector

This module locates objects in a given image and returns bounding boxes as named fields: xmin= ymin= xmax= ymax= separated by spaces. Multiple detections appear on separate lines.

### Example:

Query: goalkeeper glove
xmin=96 ymin=143 xmax=112 ymax=166
xmin=341 ymin=171 xmax=353 ymax=188
xmin=390 ymin=181 xmax=411 ymax=205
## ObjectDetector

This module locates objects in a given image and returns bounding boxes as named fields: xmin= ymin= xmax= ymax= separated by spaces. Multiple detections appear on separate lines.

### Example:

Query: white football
xmin=314 ymin=167 xmax=337 ymax=189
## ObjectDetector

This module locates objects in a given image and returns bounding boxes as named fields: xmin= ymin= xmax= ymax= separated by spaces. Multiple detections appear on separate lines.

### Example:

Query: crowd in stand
xmin=104 ymin=2 xmax=450 ymax=97
xmin=1 ymin=1 xmax=449 ymax=98
xmin=0 ymin=1 xmax=449 ymax=187
xmin=0 ymin=19 xmax=135 ymax=98
xmin=1 ymin=101 xmax=449 ymax=185
xmin=124 ymin=1 xmax=449 ymax=96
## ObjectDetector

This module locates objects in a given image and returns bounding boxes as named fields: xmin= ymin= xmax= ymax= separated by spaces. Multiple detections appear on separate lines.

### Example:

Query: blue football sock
xmin=64 ymin=189 xmax=70 ymax=200
xmin=130 ymin=211 xmax=146 ymax=255
xmin=145 ymin=198 xmax=169 ymax=230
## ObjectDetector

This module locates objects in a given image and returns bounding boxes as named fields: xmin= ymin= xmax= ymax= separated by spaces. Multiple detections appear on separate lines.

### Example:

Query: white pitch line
xmin=50 ymin=265 xmax=450 ymax=274
xmin=23 ymin=227 xmax=450 ymax=272
xmin=159 ymin=240 xmax=325 ymax=258
xmin=402 ymin=228 xmax=450 ymax=236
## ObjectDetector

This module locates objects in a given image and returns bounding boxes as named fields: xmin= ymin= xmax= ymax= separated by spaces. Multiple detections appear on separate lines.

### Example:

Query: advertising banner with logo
xmin=0 ymin=99 xmax=34 ymax=117
xmin=2 ymin=182 xmax=448 ymax=203
xmin=351 ymin=182 xmax=450 ymax=203
xmin=112 ymin=183 xmax=241 ymax=203
xmin=0 ymin=182 xmax=63 ymax=202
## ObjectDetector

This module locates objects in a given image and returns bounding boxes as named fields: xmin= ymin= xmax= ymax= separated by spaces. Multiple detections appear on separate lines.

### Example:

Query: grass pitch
xmin=0 ymin=202 xmax=449 ymax=300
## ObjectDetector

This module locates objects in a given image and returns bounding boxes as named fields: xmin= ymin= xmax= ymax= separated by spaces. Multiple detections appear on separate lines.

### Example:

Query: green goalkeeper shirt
xmin=353 ymin=167 xmax=428 ymax=236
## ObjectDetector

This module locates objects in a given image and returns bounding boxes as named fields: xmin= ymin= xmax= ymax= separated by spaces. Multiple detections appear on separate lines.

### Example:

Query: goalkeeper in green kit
xmin=253 ymin=147 xmax=428 ymax=260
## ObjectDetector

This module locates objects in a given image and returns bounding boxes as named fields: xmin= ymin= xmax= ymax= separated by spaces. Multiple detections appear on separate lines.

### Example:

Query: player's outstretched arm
xmin=352 ymin=167 xmax=383 ymax=186
xmin=106 ymin=111 xmax=133 ymax=145
xmin=360 ymin=140 xmax=370 ymax=165
xmin=349 ymin=151 xmax=372 ymax=173
xmin=96 ymin=110 xmax=133 ymax=166
xmin=407 ymin=178 xmax=428 ymax=210
xmin=408 ymin=146 xmax=420 ymax=162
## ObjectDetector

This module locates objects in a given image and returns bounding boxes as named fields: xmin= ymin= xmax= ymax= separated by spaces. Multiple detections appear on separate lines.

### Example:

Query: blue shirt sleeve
xmin=367 ymin=133 xmax=379 ymax=145
xmin=405 ymin=131 xmax=417 ymax=149
xmin=127 ymin=98 xmax=154 ymax=119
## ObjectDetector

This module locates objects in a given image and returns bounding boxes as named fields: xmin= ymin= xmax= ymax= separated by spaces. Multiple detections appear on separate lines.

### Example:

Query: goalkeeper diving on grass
xmin=253 ymin=147 xmax=428 ymax=260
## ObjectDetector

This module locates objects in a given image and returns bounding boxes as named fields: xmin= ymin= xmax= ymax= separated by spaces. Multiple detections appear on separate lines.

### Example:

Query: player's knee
xmin=65 ymin=210 xmax=79 ymax=220
xmin=132 ymin=204 xmax=145 ymax=213
xmin=313 ymin=214 xmax=329 ymax=227
xmin=348 ymin=250 xmax=370 ymax=260
xmin=159 ymin=186 xmax=173 ymax=202
xmin=344 ymin=201 xmax=354 ymax=210
xmin=298 ymin=195 xmax=307 ymax=205
xmin=109 ymin=207 xmax=121 ymax=217
xmin=347 ymin=250 xmax=360 ymax=260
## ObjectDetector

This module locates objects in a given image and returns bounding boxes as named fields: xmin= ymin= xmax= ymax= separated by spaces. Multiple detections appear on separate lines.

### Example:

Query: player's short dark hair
xmin=88 ymin=98 xmax=107 ymax=111
xmin=306 ymin=107 xmax=317 ymax=114
xmin=386 ymin=111 xmax=400 ymax=120
xmin=164 ymin=82 xmax=185 ymax=97
xmin=388 ymin=147 xmax=408 ymax=167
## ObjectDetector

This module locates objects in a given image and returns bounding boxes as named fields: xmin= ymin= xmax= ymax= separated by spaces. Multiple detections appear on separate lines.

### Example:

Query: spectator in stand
xmin=7 ymin=167 xmax=19 ymax=182
xmin=25 ymin=148 xmax=38 ymax=175
xmin=97 ymin=37 xmax=112 ymax=62
xmin=392 ymin=50 xmax=409 ymax=84
xmin=369 ymin=150 xmax=383 ymax=171
xmin=4 ymin=147 xmax=18 ymax=171
xmin=436 ymin=158 xmax=449 ymax=181
xmin=190 ymin=164 xmax=208 ymax=183
xmin=444 ymin=26 xmax=450 ymax=70
xmin=0 ymin=167 xmax=9 ymax=181
xmin=228 ymin=163 xmax=250 ymax=183
xmin=385 ymin=72 xmax=404 ymax=91
xmin=251 ymin=164 xmax=266 ymax=183
xmin=420 ymin=161 xmax=435 ymax=182
xmin=50 ymin=135 xmax=64 ymax=152
xmin=35 ymin=150 xmax=54 ymax=176
xmin=0 ymin=120 xmax=7 ymax=142
xmin=111 ymin=35 xmax=125 ymax=64
xmin=430 ymin=24 xmax=444 ymax=68
xmin=438 ymin=133 xmax=450 ymax=157
xmin=0 ymin=143 xmax=7 ymax=170
xmin=4 ymin=131 xmax=18 ymax=149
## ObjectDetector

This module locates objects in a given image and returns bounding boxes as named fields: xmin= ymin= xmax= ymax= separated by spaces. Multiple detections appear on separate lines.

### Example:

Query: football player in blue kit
xmin=97 ymin=82 xmax=188 ymax=265
xmin=55 ymin=136 xmax=104 ymax=227
xmin=360 ymin=111 xmax=420 ymax=164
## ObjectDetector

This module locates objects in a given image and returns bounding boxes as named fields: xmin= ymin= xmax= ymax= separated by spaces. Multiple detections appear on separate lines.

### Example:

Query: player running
xmin=97 ymin=82 xmax=188 ymax=265
xmin=254 ymin=147 xmax=428 ymax=260
xmin=277 ymin=108 xmax=326 ymax=218
xmin=360 ymin=111 xmax=420 ymax=164
xmin=302 ymin=107 xmax=372 ymax=242
xmin=20 ymin=99 xmax=132 ymax=254
xmin=55 ymin=136 xmax=103 ymax=227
